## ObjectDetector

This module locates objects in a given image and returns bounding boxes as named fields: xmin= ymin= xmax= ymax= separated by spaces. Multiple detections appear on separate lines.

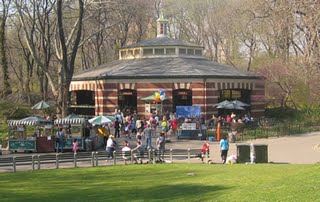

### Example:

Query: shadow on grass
xmin=0 ymin=184 xmax=230 ymax=201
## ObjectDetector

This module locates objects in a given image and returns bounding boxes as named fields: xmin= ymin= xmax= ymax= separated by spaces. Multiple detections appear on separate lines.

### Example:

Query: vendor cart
xmin=7 ymin=115 xmax=53 ymax=152
xmin=54 ymin=114 xmax=87 ymax=151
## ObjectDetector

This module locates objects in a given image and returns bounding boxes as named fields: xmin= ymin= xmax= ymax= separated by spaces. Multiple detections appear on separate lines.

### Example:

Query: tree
xmin=0 ymin=0 xmax=12 ymax=97
xmin=14 ymin=0 xmax=85 ymax=117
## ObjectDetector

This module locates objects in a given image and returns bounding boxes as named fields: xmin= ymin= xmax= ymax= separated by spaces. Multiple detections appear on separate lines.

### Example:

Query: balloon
xmin=162 ymin=121 xmax=167 ymax=127
xmin=154 ymin=92 xmax=159 ymax=96
xmin=155 ymin=93 xmax=160 ymax=98
xmin=160 ymin=95 xmax=165 ymax=101
xmin=159 ymin=90 xmax=165 ymax=95
xmin=154 ymin=97 xmax=160 ymax=102
xmin=162 ymin=126 xmax=167 ymax=131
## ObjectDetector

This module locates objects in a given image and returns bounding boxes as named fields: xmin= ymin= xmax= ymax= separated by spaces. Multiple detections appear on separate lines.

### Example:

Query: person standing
xmin=106 ymin=135 xmax=116 ymax=159
xmin=156 ymin=133 xmax=166 ymax=161
xmin=144 ymin=124 xmax=153 ymax=150
xmin=114 ymin=117 xmax=121 ymax=138
xmin=200 ymin=141 xmax=210 ymax=163
xmin=220 ymin=135 xmax=229 ymax=164
xmin=216 ymin=122 xmax=221 ymax=141
xmin=56 ymin=128 xmax=65 ymax=153
xmin=72 ymin=139 xmax=79 ymax=154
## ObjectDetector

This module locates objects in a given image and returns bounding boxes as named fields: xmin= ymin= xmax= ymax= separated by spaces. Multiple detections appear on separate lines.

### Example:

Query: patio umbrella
xmin=141 ymin=94 xmax=166 ymax=101
xmin=231 ymin=100 xmax=250 ymax=107
xmin=213 ymin=100 xmax=232 ymax=107
xmin=31 ymin=100 xmax=50 ymax=110
xmin=216 ymin=102 xmax=245 ymax=110
xmin=141 ymin=95 xmax=155 ymax=101
xmin=104 ymin=116 xmax=116 ymax=122
xmin=88 ymin=116 xmax=113 ymax=125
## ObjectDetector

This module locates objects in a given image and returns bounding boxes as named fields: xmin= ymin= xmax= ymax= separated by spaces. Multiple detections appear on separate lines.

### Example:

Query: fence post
xmin=152 ymin=149 xmax=156 ymax=164
xmin=131 ymin=150 xmax=134 ymax=164
xmin=12 ymin=157 xmax=16 ymax=173
xmin=170 ymin=149 xmax=173 ymax=162
xmin=148 ymin=150 xmax=151 ymax=164
xmin=91 ymin=152 xmax=95 ymax=167
xmin=56 ymin=153 xmax=59 ymax=169
xmin=95 ymin=152 xmax=99 ymax=167
xmin=32 ymin=155 xmax=35 ymax=171
xmin=37 ymin=155 xmax=41 ymax=170
xmin=187 ymin=149 xmax=190 ymax=164
xmin=205 ymin=149 xmax=209 ymax=164
xmin=74 ymin=153 xmax=77 ymax=168
xmin=113 ymin=151 xmax=116 ymax=165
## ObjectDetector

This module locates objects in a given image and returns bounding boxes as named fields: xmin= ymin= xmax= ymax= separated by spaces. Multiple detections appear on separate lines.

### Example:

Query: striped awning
xmin=8 ymin=115 xmax=52 ymax=126
xmin=54 ymin=118 xmax=86 ymax=125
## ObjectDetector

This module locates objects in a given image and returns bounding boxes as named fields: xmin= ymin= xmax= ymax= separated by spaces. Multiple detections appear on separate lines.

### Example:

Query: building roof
xmin=122 ymin=37 xmax=202 ymax=48
xmin=72 ymin=57 xmax=260 ymax=81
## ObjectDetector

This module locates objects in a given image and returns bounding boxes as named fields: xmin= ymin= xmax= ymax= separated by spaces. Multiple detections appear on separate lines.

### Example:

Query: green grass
xmin=0 ymin=164 xmax=319 ymax=201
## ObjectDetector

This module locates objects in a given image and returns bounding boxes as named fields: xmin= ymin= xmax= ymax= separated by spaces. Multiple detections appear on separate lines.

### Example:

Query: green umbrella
xmin=141 ymin=95 xmax=155 ymax=101
xmin=105 ymin=116 xmax=116 ymax=122
xmin=31 ymin=100 xmax=50 ymax=110
xmin=88 ymin=116 xmax=113 ymax=125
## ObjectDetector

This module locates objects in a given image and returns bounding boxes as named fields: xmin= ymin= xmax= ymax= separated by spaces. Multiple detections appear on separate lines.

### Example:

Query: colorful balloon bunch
xmin=161 ymin=116 xmax=168 ymax=135
xmin=154 ymin=89 xmax=166 ymax=102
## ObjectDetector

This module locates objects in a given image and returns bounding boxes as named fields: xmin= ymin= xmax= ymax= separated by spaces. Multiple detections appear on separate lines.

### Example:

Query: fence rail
xmin=0 ymin=149 xmax=208 ymax=173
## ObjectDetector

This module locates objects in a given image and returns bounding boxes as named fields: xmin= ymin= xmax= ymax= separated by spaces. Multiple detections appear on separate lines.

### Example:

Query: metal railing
xmin=0 ymin=149 xmax=210 ymax=173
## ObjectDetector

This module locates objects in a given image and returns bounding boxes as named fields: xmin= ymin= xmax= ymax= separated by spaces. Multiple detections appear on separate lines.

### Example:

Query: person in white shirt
xmin=121 ymin=141 xmax=131 ymax=164
xmin=106 ymin=135 xmax=116 ymax=159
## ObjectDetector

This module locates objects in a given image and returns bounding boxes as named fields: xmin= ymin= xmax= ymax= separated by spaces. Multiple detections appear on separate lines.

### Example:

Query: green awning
xmin=141 ymin=95 xmax=155 ymax=101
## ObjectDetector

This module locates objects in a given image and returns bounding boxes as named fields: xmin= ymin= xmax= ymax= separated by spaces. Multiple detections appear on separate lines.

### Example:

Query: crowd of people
xmin=102 ymin=109 xmax=180 ymax=163
xmin=208 ymin=112 xmax=254 ymax=129
xmin=54 ymin=108 xmax=252 ymax=164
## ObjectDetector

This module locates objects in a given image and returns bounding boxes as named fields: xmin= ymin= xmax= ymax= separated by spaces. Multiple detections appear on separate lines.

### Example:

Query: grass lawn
xmin=0 ymin=164 xmax=319 ymax=202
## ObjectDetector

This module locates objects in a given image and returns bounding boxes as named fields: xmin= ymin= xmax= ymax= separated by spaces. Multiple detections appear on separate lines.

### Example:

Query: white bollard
xmin=250 ymin=143 xmax=256 ymax=164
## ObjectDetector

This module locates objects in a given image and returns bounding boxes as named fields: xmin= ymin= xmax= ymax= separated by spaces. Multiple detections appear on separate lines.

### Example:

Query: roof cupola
xmin=156 ymin=13 xmax=169 ymax=38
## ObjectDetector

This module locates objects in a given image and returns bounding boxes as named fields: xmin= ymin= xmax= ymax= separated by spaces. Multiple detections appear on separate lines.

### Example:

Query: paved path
xmin=1 ymin=132 xmax=319 ymax=169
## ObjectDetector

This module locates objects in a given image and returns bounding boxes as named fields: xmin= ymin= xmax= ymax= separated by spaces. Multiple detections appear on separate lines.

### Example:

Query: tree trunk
xmin=0 ymin=1 xmax=11 ymax=97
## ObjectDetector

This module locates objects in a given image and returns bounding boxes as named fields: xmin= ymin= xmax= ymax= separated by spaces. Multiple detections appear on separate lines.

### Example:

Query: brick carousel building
xmin=69 ymin=16 xmax=265 ymax=119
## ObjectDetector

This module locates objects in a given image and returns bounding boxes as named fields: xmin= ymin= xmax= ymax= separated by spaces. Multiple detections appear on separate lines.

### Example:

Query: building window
xmin=128 ymin=50 xmax=134 ymax=57
xmin=143 ymin=48 xmax=153 ymax=55
xmin=134 ymin=49 xmax=140 ymax=57
xmin=187 ymin=49 xmax=194 ymax=55
xmin=121 ymin=51 xmax=127 ymax=58
xmin=160 ymin=23 xmax=164 ymax=34
xmin=166 ymin=48 xmax=175 ymax=55
xmin=220 ymin=90 xmax=243 ymax=100
xmin=195 ymin=49 xmax=202 ymax=56
xmin=179 ymin=48 xmax=186 ymax=54
xmin=155 ymin=48 xmax=164 ymax=55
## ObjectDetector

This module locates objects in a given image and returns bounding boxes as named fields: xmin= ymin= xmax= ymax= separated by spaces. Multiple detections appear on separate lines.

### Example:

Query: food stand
xmin=54 ymin=114 xmax=87 ymax=151
xmin=7 ymin=115 xmax=53 ymax=152
xmin=176 ymin=106 xmax=207 ymax=140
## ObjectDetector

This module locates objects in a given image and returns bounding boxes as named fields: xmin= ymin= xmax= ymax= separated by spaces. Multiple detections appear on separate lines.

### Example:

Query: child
xmin=73 ymin=139 xmax=79 ymax=154
xmin=199 ymin=141 xmax=210 ymax=162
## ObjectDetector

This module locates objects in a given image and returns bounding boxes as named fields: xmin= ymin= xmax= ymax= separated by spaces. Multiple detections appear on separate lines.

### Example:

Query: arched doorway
xmin=173 ymin=89 xmax=192 ymax=112
xmin=118 ymin=89 xmax=137 ymax=113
